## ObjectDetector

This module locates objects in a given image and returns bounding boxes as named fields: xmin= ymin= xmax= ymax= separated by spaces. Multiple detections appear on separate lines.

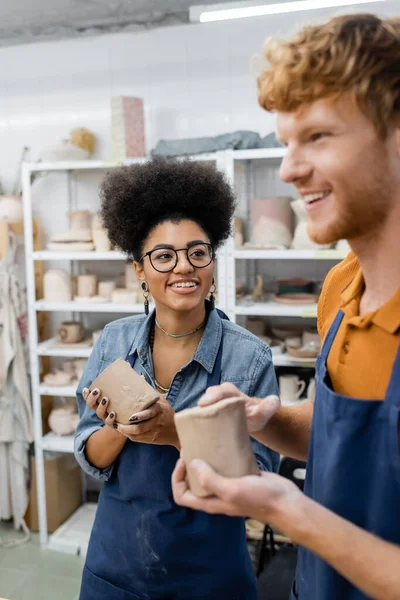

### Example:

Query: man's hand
xmin=172 ymin=457 xmax=301 ymax=525
xmin=199 ymin=382 xmax=280 ymax=433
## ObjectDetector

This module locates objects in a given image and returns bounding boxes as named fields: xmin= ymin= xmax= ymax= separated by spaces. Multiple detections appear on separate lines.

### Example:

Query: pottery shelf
xmin=36 ymin=337 xmax=313 ymax=368
xmin=272 ymin=354 xmax=316 ymax=367
xmin=33 ymin=250 xmax=126 ymax=261
xmin=37 ymin=337 xmax=92 ymax=358
xmin=39 ymin=384 xmax=77 ymax=397
xmin=23 ymin=150 xmax=341 ymax=553
xmin=41 ymin=432 xmax=75 ymax=454
xmin=231 ymin=148 xmax=287 ymax=160
xmin=25 ymin=152 xmax=219 ymax=174
xmin=34 ymin=300 xmax=147 ymax=313
xmin=234 ymin=248 xmax=347 ymax=261
xmin=234 ymin=302 xmax=318 ymax=318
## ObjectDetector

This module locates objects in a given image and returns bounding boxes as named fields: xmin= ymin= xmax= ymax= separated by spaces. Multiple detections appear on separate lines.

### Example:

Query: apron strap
xmin=125 ymin=351 xmax=137 ymax=369
xmin=384 ymin=343 xmax=400 ymax=407
xmin=320 ymin=310 xmax=345 ymax=362
xmin=207 ymin=335 xmax=223 ymax=388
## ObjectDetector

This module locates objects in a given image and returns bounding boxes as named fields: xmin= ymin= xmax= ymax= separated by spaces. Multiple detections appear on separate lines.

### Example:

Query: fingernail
xmin=191 ymin=459 xmax=203 ymax=470
xmin=109 ymin=412 xmax=115 ymax=419
xmin=101 ymin=398 xmax=107 ymax=405
xmin=82 ymin=387 xmax=88 ymax=395
xmin=129 ymin=415 xmax=138 ymax=422
xmin=92 ymin=389 xmax=99 ymax=397
xmin=112 ymin=423 xmax=118 ymax=429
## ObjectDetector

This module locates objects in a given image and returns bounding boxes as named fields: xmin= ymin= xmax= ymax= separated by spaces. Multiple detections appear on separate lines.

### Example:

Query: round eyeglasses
xmin=140 ymin=243 xmax=214 ymax=273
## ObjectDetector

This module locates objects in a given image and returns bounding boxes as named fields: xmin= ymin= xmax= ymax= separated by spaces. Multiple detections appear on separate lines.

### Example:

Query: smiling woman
xmin=74 ymin=157 xmax=280 ymax=600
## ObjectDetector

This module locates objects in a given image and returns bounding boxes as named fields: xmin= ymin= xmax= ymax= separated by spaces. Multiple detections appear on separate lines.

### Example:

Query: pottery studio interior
xmin=1 ymin=0 xmax=400 ymax=599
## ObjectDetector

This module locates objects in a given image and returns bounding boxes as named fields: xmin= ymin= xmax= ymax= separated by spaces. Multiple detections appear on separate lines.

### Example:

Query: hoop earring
xmin=209 ymin=278 xmax=216 ymax=311
xmin=141 ymin=281 xmax=150 ymax=315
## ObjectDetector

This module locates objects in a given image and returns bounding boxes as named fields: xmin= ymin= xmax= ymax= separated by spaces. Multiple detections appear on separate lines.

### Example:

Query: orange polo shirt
xmin=317 ymin=252 xmax=400 ymax=400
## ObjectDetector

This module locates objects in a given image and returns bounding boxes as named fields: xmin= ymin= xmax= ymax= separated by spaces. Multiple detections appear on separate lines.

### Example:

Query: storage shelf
xmin=35 ymin=300 xmax=144 ymax=313
xmin=24 ymin=153 xmax=218 ymax=173
xmin=41 ymin=432 xmax=74 ymax=453
xmin=272 ymin=354 xmax=316 ymax=367
xmin=37 ymin=338 xmax=92 ymax=357
xmin=235 ymin=302 xmax=317 ymax=318
xmin=232 ymin=148 xmax=286 ymax=160
xmin=234 ymin=248 xmax=346 ymax=260
xmin=24 ymin=158 xmax=147 ymax=172
xmin=39 ymin=384 xmax=77 ymax=396
xmin=47 ymin=503 xmax=97 ymax=556
xmin=33 ymin=250 xmax=126 ymax=261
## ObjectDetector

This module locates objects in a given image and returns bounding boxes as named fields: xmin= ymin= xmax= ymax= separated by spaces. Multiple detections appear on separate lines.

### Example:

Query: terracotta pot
xmin=89 ymin=358 xmax=159 ymax=425
xmin=92 ymin=229 xmax=111 ymax=252
xmin=77 ymin=274 xmax=97 ymax=297
xmin=68 ymin=210 xmax=91 ymax=230
xmin=250 ymin=197 xmax=294 ymax=248
xmin=43 ymin=269 xmax=71 ymax=302
xmin=175 ymin=398 xmax=259 ymax=497
xmin=98 ymin=280 xmax=116 ymax=300
xmin=58 ymin=321 xmax=85 ymax=344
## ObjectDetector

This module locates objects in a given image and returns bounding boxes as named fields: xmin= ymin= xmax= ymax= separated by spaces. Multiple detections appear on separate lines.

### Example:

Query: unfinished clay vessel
xmin=89 ymin=358 xmax=160 ymax=425
xmin=175 ymin=397 xmax=259 ymax=497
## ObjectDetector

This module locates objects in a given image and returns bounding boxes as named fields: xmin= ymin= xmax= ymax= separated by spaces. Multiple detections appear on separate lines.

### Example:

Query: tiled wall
xmin=0 ymin=2 xmax=397 ymax=214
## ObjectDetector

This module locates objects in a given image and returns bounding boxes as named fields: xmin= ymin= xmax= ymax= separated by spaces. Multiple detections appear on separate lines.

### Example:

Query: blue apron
xmin=79 ymin=331 xmax=257 ymax=600
xmin=291 ymin=310 xmax=400 ymax=599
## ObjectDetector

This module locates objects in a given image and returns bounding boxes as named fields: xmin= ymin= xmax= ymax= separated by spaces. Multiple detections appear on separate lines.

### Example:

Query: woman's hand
xmin=111 ymin=397 xmax=180 ymax=449
xmin=82 ymin=386 xmax=112 ymax=424
xmin=199 ymin=383 xmax=280 ymax=433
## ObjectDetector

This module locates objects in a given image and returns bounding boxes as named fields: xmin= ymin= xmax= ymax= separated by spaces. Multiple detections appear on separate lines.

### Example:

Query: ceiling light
xmin=190 ymin=0 xmax=386 ymax=23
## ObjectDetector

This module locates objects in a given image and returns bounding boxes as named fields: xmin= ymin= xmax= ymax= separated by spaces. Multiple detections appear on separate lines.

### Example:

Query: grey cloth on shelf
xmin=151 ymin=130 xmax=263 ymax=157
xmin=260 ymin=132 xmax=283 ymax=148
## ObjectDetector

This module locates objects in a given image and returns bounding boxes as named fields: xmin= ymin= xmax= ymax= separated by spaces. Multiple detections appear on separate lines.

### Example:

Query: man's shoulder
xmin=317 ymin=251 xmax=360 ymax=340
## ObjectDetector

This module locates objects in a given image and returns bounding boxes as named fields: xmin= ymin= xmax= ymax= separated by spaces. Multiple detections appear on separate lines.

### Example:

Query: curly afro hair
xmin=100 ymin=157 xmax=236 ymax=260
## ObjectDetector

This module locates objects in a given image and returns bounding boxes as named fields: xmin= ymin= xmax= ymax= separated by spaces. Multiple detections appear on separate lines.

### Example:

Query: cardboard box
xmin=25 ymin=455 xmax=82 ymax=533
xmin=111 ymin=96 xmax=146 ymax=160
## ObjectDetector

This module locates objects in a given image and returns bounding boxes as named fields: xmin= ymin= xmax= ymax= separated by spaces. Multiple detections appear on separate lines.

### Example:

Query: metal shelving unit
xmin=22 ymin=152 xmax=226 ymax=552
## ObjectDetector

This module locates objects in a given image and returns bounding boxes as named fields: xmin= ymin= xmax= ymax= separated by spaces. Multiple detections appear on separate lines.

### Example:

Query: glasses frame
xmin=140 ymin=243 xmax=215 ymax=273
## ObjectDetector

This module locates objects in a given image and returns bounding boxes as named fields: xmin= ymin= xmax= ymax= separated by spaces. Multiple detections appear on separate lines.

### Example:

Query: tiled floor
xmin=0 ymin=521 xmax=84 ymax=600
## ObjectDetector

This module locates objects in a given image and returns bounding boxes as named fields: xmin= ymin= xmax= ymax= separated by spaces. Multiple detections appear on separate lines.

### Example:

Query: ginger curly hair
xmin=258 ymin=13 xmax=400 ymax=138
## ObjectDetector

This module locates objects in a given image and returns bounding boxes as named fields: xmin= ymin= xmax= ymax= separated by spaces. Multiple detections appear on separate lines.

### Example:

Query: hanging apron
xmin=291 ymin=310 xmax=400 ymax=599
xmin=80 ymin=334 xmax=257 ymax=600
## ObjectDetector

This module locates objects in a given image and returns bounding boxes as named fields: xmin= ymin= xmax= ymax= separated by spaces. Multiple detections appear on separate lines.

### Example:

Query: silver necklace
xmin=155 ymin=318 xmax=206 ymax=338
xmin=154 ymin=378 xmax=169 ymax=394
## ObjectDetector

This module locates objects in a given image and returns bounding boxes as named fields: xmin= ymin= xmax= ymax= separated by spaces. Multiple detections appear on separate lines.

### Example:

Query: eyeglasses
xmin=140 ymin=243 xmax=214 ymax=273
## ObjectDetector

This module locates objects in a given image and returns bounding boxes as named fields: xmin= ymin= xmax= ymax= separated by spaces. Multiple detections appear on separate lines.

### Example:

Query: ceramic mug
xmin=98 ymin=280 xmax=116 ymax=300
xmin=279 ymin=375 xmax=306 ymax=403
xmin=77 ymin=274 xmax=97 ymax=297
xmin=58 ymin=321 xmax=85 ymax=344
xmin=92 ymin=229 xmax=111 ymax=252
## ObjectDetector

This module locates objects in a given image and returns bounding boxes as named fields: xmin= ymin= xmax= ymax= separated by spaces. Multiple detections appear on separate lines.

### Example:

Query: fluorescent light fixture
xmin=190 ymin=0 xmax=386 ymax=23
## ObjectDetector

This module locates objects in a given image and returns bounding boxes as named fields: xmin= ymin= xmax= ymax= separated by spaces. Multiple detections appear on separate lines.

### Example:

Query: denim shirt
xmin=75 ymin=307 xmax=279 ymax=479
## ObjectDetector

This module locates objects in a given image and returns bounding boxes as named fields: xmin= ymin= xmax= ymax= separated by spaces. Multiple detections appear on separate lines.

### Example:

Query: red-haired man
xmin=173 ymin=14 xmax=400 ymax=600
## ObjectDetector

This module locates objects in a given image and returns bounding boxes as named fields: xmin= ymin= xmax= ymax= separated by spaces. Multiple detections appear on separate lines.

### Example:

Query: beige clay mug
xmin=77 ymin=274 xmax=97 ymax=298
xmin=58 ymin=321 xmax=85 ymax=344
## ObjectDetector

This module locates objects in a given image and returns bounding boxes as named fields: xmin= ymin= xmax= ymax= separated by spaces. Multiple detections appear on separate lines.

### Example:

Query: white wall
xmin=0 ymin=1 xmax=399 ymax=192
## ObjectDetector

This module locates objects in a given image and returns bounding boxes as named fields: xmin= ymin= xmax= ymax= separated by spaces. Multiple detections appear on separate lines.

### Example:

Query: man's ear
xmin=393 ymin=112 xmax=400 ymax=158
